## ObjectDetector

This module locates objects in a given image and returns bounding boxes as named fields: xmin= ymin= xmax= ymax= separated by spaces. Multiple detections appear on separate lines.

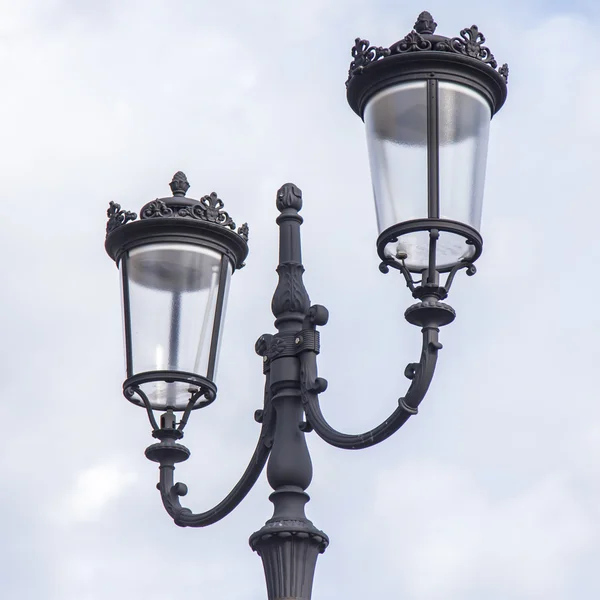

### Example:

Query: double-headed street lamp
xmin=104 ymin=12 xmax=507 ymax=600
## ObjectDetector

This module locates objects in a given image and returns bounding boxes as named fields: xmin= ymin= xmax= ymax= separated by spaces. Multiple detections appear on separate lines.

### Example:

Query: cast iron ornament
xmin=105 ymin=11 xmax=506 ymax=594
xmin=104 ymin=171 xmax=249 ymax=242
xmin=169 ymin=170 xmax=190 ymax=196
xmin=121 ymin=181 xmax=469 ymax=600
xmin=348 ymin=39 xmax=390 ymax=79
xmin=106 ymin=201 xmax=136 ymax=234
xmin=177 ymin=192 xmax=236 ymax=229
xmin=414 ymin=10 xmax=437 ymax=34
xmin=346 ymin=11 xmax=509 ymax=85
xmin=276 ymin=181 xmax=303 ymax=211
xmin=237 ymin=222 xmax=249 ymax=242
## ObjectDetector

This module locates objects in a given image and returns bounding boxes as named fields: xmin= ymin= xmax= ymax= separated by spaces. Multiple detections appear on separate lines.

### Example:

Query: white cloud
xmin=1 ymin=2 xmax=600 ymax=599
xmin=371 ymin=464 xmax=593 ymax=599
xmin=66 ymin=463 xmax=138 ymax=522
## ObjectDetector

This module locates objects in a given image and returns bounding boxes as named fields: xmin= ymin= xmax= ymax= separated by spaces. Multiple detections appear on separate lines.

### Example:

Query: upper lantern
xmin=105 ymin=172 xmax=249 ymax=412
xmin=347 ymin=11 xmax=507 ymax=274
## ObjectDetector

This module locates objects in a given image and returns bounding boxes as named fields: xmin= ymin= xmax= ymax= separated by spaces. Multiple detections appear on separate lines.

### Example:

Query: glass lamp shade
xmin=365 ymin=80 xmax=491 ymax=272
xmin=120 ymin=242 xmax=232 ymax=410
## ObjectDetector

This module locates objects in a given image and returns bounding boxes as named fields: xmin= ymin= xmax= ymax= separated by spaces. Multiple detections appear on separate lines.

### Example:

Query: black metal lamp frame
xmin=106 ymin=171 xmax=250 ymax=414
xmin=104 ymin=12 xmax=507 ymax=600
xmin=346 ymin=11 xmax=507 ymax=298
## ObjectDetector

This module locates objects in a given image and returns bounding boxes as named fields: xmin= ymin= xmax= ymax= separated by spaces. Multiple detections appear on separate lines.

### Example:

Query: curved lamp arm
xmin=300 ymin=299 xmax=453 ymax=450
xmin=142 ymin=375 xmax=275 ymax=528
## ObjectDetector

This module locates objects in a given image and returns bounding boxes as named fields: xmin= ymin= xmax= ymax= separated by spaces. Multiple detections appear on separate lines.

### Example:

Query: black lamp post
xmin=104 ymin=12 xmax=507 ymax=600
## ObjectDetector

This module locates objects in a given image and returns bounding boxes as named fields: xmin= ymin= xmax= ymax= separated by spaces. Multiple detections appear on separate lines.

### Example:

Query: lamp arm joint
xmin=300 ymin=318 xmax=443 ymax=450
xmin=153 ymin=378 xmax=275 ymax=528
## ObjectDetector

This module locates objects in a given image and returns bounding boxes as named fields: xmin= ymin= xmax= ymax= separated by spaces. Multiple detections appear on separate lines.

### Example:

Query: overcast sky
xmin=1 ymin=0 xmax=600 ymax=599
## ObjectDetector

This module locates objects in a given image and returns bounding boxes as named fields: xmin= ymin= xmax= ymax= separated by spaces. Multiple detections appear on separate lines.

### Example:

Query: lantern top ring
xmin=346 ymin=10 xmax=508 ymax=118
xmin=104 ymin=171 xmax=249 ymax=270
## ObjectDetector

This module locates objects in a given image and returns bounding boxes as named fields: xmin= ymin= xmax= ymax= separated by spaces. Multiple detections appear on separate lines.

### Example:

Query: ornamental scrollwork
xmin=346 ymin=38 xmax=390 ymax=85
xmin=448 ymin=25 xmax=497 ymax=68
xmin=237 ymin=222 xmax=249 ymax=242
xmin=266 ymin=337 xmax=287 ymax=360
xmin=106 ymin=201 xmax=137 ymax=234
xmin=272 ymin=262 xmax=310 ymax=318
xmin=176 ymin=192 xmax=236 ymax=229
xmin=346 ymin=13 xmax=508 ymax=85
xmin=391 ymin=31 xmax=432 ymax=54
xmin=137 ymin=189 xmax=245 ymax=234
xmin=141 ymin=199 xmax=173 ymax=219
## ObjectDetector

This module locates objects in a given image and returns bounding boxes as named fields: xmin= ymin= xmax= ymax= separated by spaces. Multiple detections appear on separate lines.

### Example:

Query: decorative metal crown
xmin=105 ymin=172 xmax=249 ymax=242
xmin=346 ymin=10 xmax=508 ymax=85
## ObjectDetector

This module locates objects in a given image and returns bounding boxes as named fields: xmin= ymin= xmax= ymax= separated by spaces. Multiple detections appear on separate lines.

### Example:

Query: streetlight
xmin=104 ymin=12 xmax=507 ymax=600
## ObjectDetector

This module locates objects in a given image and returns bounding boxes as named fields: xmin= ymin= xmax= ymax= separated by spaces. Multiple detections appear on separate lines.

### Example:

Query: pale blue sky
xmin=0 ymin=1 xmax=599 ymax=599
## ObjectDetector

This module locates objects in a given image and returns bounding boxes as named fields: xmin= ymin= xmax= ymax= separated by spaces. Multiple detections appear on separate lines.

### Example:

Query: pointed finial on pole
xmin=276 ymin=183 xmax=303 ymax=212
xmin=169 ymin=171 xmax=190 ymax=197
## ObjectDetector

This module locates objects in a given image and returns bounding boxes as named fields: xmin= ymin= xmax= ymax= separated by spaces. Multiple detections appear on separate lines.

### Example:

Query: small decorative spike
xmin=106 ymin=201 xmax=137 ymax=233
xmin=169 ymin=171 xmax=190 ymax=197
xmin=414 ymin=11 xmax=437 ymax=34
xmin=237 ymin=222 xmax=249 ymax=242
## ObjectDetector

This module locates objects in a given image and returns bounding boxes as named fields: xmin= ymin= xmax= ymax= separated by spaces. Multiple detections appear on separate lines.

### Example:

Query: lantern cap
xmin=105 ymin=172 xmax=249 ymax=269
xmin=346 ymin=11 xmax=508 ymax=118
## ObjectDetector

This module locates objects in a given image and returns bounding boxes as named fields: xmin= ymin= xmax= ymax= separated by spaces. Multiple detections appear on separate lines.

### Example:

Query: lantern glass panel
xmin=438 ymin=81 xmax=491 ymax=231
xmin=120 ymin=242 xmax=231 ymax=409
xmin=364 ymin=80 xmax=428 ymax=232
xmin=364 ymin=78 xmax=492 ymax=272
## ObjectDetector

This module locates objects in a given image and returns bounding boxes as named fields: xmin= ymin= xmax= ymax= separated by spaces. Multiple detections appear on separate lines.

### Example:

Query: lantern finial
xmin=170 ymin=171 xmax=190 ymax=197
xmin=414 ymin=11 xmax=437 ymax=34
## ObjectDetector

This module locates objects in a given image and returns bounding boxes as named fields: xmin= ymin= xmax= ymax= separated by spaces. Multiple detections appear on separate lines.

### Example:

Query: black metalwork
xmin=105 ymin=172 xmax=249 ymax=416
xmin=141 ymin=193 xmax=236 ymax=230
xmin=147 ymin=377 xmax=275 ymax=527
xmin=414 ymin=10 xmax=437 ymax=34
xmin=445 ymin=25 xmax=499 ymax=67
xmin=347 ymin=11 xmax=507 ymax=85
xmin=110 ymin=181 xmax=470 ymax=598
xmin=104 ymin=13 xmax=504 ymax=600
xmin=237 ymin=222 xmax=250 ymax=242
xmin=206 ymin=254 xmax=230 ymax=380
xmin=346 ymin=11 xmax=508 ymax=118
xmin=427 ymin=79 xmax=440 ymax=220
xmin=348 ymin=39 xmax=390 ymax=79
xmin=135 ymin=173 xmax=238 ymax=229
xmin=106 ymin=201 xmax=137 ymax=234
xmin=377 ymin=218 xmax=483 ymax=275
xmin=105 ymin=172 xmax=248 ymax=268
xmin=169 ymin=170 xmax=191 ymax=196
xmin=249 ymin=184 xmax=329 ymax=599
xmin=348 ymin=13 xmax=508 ymax=278
xmin=124 ymin=372 xmax=217 ymax=409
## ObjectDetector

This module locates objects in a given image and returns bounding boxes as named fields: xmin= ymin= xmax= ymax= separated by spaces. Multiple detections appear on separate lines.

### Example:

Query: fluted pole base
xmin=250 ymin=515 xmax=328 ymax=600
